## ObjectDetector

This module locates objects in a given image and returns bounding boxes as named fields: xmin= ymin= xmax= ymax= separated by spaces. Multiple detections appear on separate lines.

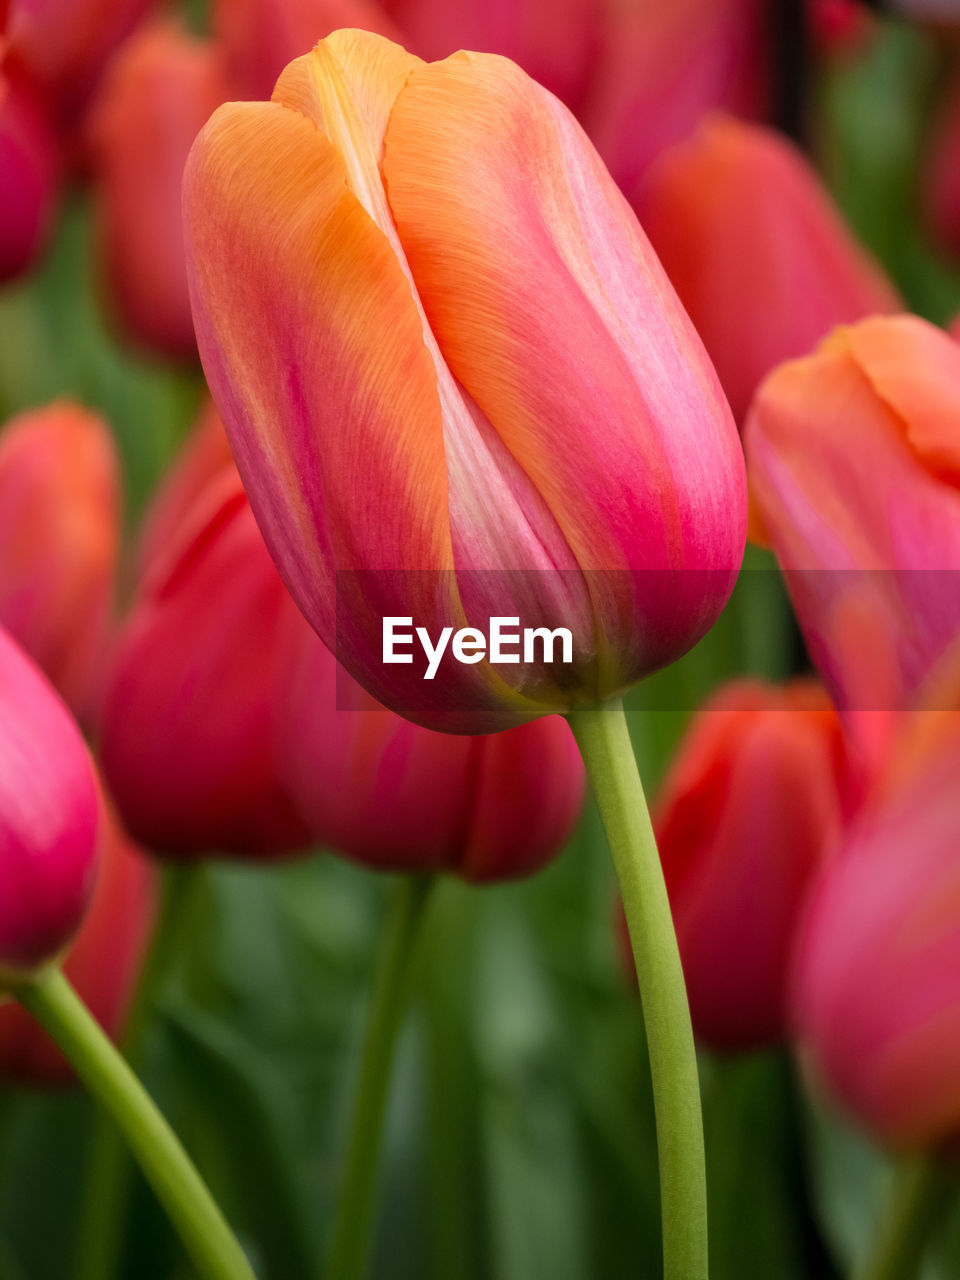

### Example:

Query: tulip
xmin=278 ymin=600 xmax=584 ymax=879
xmin=578 ymin=0 xmax=770 ymax=200
xmin=635 ymin=115 xmax=901 ymax=425
xmin=98 ymin=462 xmax=311 ymax=859
xmin=87 ymin=20 xmax=227 ymax=359
xmin=0 ymin=401 xmax=120 ymax=721
xmin=923 ymin=69 xmax=960 ymax=260
xmin=215 ymin=0 xmax=401 ymax=102
xmin=0 ymin=801 xmax=154 ymax=1085
xmin=0 ymin=52 xmax=60 ymax=281
xmin=793 ymin=699 xmax=960 ymax=1148
xmin=183 ymin=30 xmax=746 ymax=734
xmin=744 ymin=314 xmax=960 ymax=719
xmin=0 ymin=627 xmax=101 ymax=985
xmin=648 ymin=679 xmax=847 ymax=1052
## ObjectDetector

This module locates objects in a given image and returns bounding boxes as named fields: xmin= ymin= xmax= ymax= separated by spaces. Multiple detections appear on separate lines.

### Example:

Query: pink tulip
xmin=0 ymin=52 xmax=59 ymax=281
xmin=650 ymin=679 xmax=847 ymax=1051
xmin=636 ymin=115 xmax=900 ymax=424
xmin=183 ymin=31 xmax=746 ymax=733
xmin=0 ymin=627 xmax=100 ymax=982
xmin=0 ymin=401 xmax=120 ymax=720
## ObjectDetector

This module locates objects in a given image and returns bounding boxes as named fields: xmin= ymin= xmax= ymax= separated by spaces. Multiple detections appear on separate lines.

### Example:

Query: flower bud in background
xmin=793 ymin=694 xmax=960 ymax=1148
xmin=578 ymin=0 xmax=769 ymax=199
xmin=636 ymin=116 xmax=900 ymax=425
xmin=744 ymin=315 xmax=960 ymax=718
xmin=0 ymin=800 xmax=154 ymax=1085
xmin=0 ymin=52 xmax=60 ymax=282
xmin=98 ymin=455 xmax=311 ymax=859
xmin=278 ymin=605 xmax=584 ymax=880
xmin=646 ymin=679 xmax=847 ymax=1052
xmin=0 ymin=402 xmax=120 ymax=721
xmin=923 ymin=68 xmax=960 ymax=260
xmin=184 ymin=31 xmax=746 ymax=734
xmin=215 ymin=0 xmax=401 ymax=102
xmin=0 ymin=628 xmax=101 ymax=986
xmin=87 ymin=20 xmax=226 ymax=360
xmin=807 ymin=0 xmax=874 ymax=57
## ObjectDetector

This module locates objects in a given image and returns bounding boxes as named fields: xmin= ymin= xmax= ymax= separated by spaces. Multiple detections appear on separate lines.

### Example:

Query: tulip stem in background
xmin=856 ymin=1158 xmax=955 ymax=1280
xmin=15 ymin=967 xmax=255 ymax=1280
xmin=326 ymin=875 xmax=436 ymax=1280
xmin=74 ymin=864 xmax=197 ymax=1280
xmin=568 ymin=701 xmax=708 ymax=1280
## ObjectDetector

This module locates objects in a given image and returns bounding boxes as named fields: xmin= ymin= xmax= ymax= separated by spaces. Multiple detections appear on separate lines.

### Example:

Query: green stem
xmin=15 ymin=968 xmax=254 ymax=1280
xmin=856 ymin=1158 xmax=955 ymax=1280
xmin=326 ymin=875 xmax=436 ymax=1280
xmin=567 ymin=700 xmax=707 ymax=1280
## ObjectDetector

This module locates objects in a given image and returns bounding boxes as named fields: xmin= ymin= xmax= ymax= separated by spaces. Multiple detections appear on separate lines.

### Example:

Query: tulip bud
xmin=88 ymin=20 xmax=226 ymax=359
xmin=923 ymin=70 xmax=960 ymax=260
xmin=278 ymin=601 xmax=585 ymax=879
xmin=0 ymin=401 xmax=120 ymax=720
xmin=183 ymin=31 xmax=746 ymax=734
xmin=578 ymin=0 xmax=770 ymax=199
xmin=745 ymin=314 xmax=960 ymax=718
xmin=0 ymin=627 xmax=101 ymax=986
xmin=214 ymin=0 xmax=401 ymax=102
xmin=793 ymin=701 xmax=960 ymax=1148
xmin=0 ymin=53 xmax=60 ymax=281
xmin=636 ymin=116 xmax=900 ymax=425
xmin=646 ymin=679 xmax=847 ymax=1052
xmin=0 ymin=800 xmax=154 ymax=1085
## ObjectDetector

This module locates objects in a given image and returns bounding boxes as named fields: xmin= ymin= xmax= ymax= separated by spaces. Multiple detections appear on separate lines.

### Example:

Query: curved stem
xmin=15 ymin=968 xmax=255 ymax=1280
xmin=567 ymin=700 xmax=708 ymax=1280
xmin=74 ymin=863 xmax=197 ymax=1280
xmin=856 ymin=1158 xmax=955 ymax=1280
xmin=326 ymin=874 xmax=436 ymax=1280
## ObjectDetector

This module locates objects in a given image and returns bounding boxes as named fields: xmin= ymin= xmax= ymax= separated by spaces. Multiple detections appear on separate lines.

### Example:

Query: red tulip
xmin=0 ymin=627 xmax=100 ymax=983
xmin=579 ymin=0 xmax=770 ymax=199
xmin=650 ymin=679 xmax=847 ymax=1051
xmin=0 ymin=801 xmax=154 ymax=1085
xmin=636 ymin=115 xmax=900 ymax=424
xmin=0 ymin=52 xmax=59 ymax=281
xmin=0 ymin=401 xmax=120 ymax=721
xmin=924 ymin=69 xmax=960 ymax=260
xmin=87 ymin=19 xmax=227 ymax=359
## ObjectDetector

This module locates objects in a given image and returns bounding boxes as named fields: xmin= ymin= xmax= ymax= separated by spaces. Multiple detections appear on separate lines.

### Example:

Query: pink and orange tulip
xmin=0 ymin=402 xmax=120 ymax=720
xmin=0 ymin=627 xmax=101 ymax=984
xmin=651 ymin=679 xmax=847 ymax=1051
xmin=0 ymin=52 xmax=59 ymax=281
xmin=88 ymin=20 xmax=227 ymax=359
xmin=183 ymin=31 xmax=746 ymax=734
xmin=636 ymin=115 xmax=900 ymax=424
xmin=745 ymin=314 xmax=960 ymax=719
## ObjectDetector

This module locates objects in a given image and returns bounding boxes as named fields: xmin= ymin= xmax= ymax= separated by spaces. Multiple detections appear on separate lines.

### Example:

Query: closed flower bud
xmin=183 ymin=31 xmax=745 ymax=734
xmin=0 ymin=54 xmax=60 ymax=281
xmin=650 ymin=679 xmax=846 ymax=1051
xmin=88 ymin=20 xmax=227 ymax=359
xmin=0 ymin=801 xmax=154 ymax=1085
xmin=636 ymin=115 xmax=900 ymax=424
xmin=0 ymin=628 xmax=101 ymax=986
xmin=0 ymin=401 xmax=120 ymax=720
xmin=744 ymin=314 xmax=960 ymax=716
xmin=924 ymin=70 xmax=960 ymax=260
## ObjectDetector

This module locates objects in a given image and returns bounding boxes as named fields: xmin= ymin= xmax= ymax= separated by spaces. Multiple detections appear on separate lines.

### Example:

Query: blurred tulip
xmin=923 ymin=69 xmax=960 ymax=260
xmin=7 ymin=0 xmax=155 ymax=123
xmin=0 ymin=801 xmax=154 ymax=1085
xmin=636 ymin=115 xmax=900 ymax=424
xmin=279 ymin=604 xmax=584 ymax=879
xmin=579 ymin=0 xmax=770 ymax=199
xmin=793 ymin=702 xmax=960 ymax=1147
xmin=183 ymin=31 xmax=745 ymax=734
xmin=383 ymin=0 xmax=598 ymax=110
xmin=99 ymin=463 xmax=311 ymax=859
xmin=744 ymin=315 xmax=960 ymax=718
xmin=88 ymin=20 xmax=226 ymax=360
xmin=215 ymin=0 xmax=400 ymax=101
xmin=0 ymin=53 xmax=59 ymax=281
xmin=807 ymin=0 xmax=874 ymax=55
xmin=648 ymin=679 xmax=846 ymax=1052
xmin=0 ymin=627 xmax=100 ymax=984
xmin=0 ymin=401 xmax=120 ymax=720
